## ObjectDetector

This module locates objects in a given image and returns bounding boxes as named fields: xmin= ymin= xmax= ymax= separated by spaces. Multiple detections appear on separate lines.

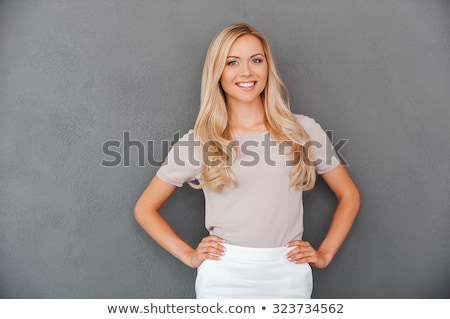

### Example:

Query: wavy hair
xmin=191 ymin=23 xmax=316 ymax=192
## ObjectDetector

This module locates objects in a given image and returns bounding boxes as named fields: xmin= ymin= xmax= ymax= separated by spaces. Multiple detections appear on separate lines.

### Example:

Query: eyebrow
xmin=226 ymin=53 xmax=265 ymax=59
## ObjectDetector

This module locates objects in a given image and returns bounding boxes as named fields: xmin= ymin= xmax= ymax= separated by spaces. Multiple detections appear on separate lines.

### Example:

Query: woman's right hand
xmin=187 ymin=235 xmax=227 ymax=268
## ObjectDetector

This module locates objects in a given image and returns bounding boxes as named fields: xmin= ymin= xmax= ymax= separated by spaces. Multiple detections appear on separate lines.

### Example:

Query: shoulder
xmin=171 ymin=129 xmax=199 ymax=149
xmin=292 ymin=113 xmax=325 ymax=135
xmin=177 ymin=129 xmax=195 ymax=141
xmin=293 ymin=113 xmax=341 ymax=173
xmin=157 ymin=128 xmax=201 ymax=187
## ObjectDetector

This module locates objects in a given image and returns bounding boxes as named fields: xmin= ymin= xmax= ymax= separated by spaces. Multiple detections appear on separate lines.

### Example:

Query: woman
xmin=134 ymin=23 xmax=360 ymax=298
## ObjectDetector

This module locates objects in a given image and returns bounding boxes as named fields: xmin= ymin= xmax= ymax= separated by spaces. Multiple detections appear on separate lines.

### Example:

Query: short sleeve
xmin=156 ymin=129 xmax=202 ymax=187
xmin=295 ymin=114 xmax=340 ymax=175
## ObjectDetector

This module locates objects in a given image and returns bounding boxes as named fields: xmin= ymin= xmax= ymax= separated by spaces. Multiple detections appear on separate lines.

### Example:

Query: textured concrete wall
xmin=1 ymin=0 xmax=449 ymax=298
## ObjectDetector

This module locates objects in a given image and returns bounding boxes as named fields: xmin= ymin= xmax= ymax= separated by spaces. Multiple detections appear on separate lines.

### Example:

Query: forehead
xmin=227 ymin=34 xmax=264 ymax=56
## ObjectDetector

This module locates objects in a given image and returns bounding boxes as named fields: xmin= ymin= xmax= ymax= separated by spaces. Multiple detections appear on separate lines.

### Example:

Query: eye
xmin=227 ymin=60 xmax=238 ymax=66
xmin=251 ymin=58 xmax=263 ymax=64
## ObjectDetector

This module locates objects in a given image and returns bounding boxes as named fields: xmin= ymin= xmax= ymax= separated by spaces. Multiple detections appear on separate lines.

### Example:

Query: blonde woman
xmin=134 ymin=23 xmax=360 ymax=298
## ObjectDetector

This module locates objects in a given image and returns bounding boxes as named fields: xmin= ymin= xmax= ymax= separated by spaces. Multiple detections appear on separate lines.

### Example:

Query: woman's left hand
xmin=286 ymin=240 xmax=331 ymax=269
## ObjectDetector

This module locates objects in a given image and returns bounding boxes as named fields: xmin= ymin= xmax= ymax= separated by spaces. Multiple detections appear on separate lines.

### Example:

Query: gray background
xmin=1 ymin=0 xmax=449 ymax=298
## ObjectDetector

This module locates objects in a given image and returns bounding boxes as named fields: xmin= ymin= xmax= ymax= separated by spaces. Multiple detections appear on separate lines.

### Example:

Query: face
xmin=220 ymin=34 xmax=268 ymax=106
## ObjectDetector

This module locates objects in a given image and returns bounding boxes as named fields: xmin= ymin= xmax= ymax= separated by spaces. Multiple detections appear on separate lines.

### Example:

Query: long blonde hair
xmin=191 ymin=23 xmax=316 ymax=192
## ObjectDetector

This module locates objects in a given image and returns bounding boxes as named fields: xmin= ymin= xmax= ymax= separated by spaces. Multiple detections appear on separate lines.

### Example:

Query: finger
xmin=286 ymin=240 xmax=311 ymax=248
xmin=200 ymin=245 xmax=226 ymax=257
xmin=191 ymin=249 xmax=220 ymax=266
xmin=197 ymin=242 xmax=227 ymax=258
xmin=293 ymin=255 xmax=316 ymax=264
xmin=199 ymin=239 xmax=226 ymax=251
xmin=203 ymin=251 xmax=222 ymax=260
xmin=286 ymin=245 xmax=317 ymax=260
xmin=286 ymin=244 xmax=313 ymax=259
xmin=286 ymin=240 xmax=301 ymax=247
xmin=206 ymin=235 xmax=227 ymax=243
xmin=201 ymin=236 xmax=226 ymax=251
xmin=288 ymin=251 xmax=316 ymax=263
xmin=197 ymin=246 xmax=226 ymax=261
xmin=202 ymin=235 xmax=225 ymax=242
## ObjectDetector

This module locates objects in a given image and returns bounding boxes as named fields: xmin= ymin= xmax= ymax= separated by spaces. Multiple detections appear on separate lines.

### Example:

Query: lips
xmin=236 ymin=81 xmax=256 ymax=89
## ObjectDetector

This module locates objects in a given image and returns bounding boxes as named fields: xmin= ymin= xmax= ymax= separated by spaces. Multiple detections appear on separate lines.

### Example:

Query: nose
xmin=240 ymin=62 xmax=251 ymax=77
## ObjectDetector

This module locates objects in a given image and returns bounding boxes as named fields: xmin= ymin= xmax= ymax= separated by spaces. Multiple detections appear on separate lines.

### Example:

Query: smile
xmin=236 ymin=81 xmax=256 ymax=88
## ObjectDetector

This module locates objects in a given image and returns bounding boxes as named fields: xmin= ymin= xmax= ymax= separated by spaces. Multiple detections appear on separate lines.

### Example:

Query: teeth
xmin=237 ymin=82 xmax=255 ymax=88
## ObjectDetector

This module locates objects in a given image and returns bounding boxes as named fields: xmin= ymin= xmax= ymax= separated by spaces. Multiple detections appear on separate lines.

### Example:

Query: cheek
xmin=220 ymin=71 xmax=234 ymax=90
xmin=259 ymin=68 xmax=268 ymax=87
xmin=261 ymin=65 xmax=269 ymax=81
xmin=220 ymin=69 xmax=232 ymax=82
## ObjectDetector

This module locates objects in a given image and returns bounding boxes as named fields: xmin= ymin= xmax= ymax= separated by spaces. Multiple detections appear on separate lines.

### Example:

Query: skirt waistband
xmin=221 ymin=243 xmax=293 ymax=262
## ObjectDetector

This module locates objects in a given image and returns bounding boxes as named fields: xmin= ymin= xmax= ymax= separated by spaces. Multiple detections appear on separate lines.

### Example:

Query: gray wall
xmin=1 ymin=0 xmax=449 ymax=298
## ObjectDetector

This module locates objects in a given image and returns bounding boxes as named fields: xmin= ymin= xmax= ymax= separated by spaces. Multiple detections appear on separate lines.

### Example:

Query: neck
xmin=227 ymin=98 xmax=266 ymax=134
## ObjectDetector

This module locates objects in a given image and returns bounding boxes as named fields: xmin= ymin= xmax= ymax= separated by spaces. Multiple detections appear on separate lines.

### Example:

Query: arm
xmin=134 ymin=175 xmax=225 ymax=268
xmin=287 ymin=164 xmax=360 ymax=268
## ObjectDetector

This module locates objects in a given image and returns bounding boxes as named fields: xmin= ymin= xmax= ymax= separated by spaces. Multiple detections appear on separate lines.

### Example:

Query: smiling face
xmin=220 ymin=34 xmax=268 ymax=107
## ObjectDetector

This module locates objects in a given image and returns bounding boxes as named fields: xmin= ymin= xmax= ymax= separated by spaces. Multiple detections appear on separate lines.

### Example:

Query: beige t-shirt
xmin=157 ymin=114 xmax=340 ymax=247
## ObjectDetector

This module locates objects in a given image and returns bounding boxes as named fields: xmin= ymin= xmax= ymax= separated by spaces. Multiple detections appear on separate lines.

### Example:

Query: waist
xmin=221 ymin=243 xmax=293 ymax=262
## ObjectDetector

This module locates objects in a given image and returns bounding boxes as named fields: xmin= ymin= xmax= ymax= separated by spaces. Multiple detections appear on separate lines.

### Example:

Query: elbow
xmin=350 ymin=187 xmax=361 ymax=216
xmin=338 ymin=185 xmax=361 ymax=216
xmin=134 ymin=200 xmax=159 ymax=225
xmin=134 ymin=202 xmax=145 ymax=225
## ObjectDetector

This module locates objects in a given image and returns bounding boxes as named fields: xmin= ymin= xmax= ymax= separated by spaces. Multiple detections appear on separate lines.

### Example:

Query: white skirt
xmin=195 ymin=244 xmax=313 ymax=299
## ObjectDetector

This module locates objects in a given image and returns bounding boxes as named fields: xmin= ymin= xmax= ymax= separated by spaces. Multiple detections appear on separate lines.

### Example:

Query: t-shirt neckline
xmin=232 ymin=130 xmax=269 ymax=139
